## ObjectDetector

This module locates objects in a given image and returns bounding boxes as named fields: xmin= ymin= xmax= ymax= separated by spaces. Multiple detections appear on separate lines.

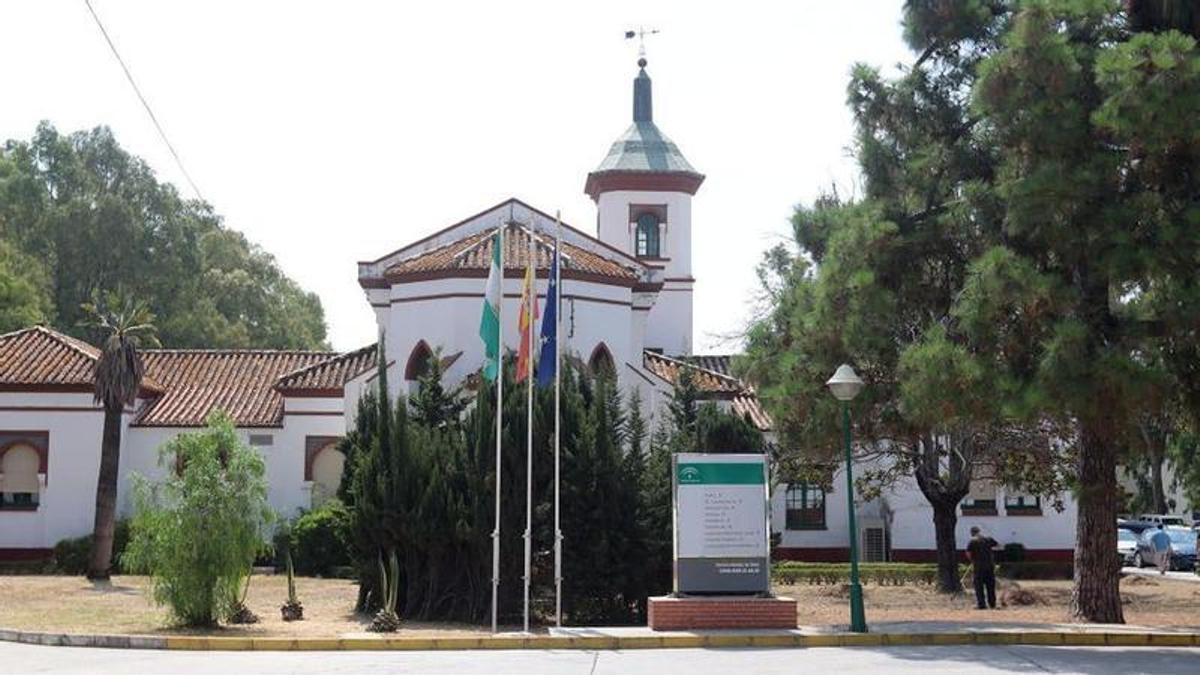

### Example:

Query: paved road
xmin=4 ymin=642 xmax=1198 ymax=674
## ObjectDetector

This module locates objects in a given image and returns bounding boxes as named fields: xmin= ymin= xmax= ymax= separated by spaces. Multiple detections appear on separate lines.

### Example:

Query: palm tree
xmin=82 ymin=292 xmax=158 ymax=580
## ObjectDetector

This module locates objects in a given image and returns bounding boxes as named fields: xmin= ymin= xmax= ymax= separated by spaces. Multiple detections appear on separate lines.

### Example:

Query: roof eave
xmin=383 ymin=267 xmax=641 ymax=288
xmin=584 ymin=170 xmax=705 ymax=201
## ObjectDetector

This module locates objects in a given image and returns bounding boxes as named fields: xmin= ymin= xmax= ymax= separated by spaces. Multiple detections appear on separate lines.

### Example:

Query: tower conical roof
xmin=585 ymin=61 xmax=704 ymax=200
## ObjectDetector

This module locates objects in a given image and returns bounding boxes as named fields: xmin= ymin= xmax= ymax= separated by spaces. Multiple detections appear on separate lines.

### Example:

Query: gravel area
xmin=2 ymin=574 xmax=1198 ymax=636
xmin=0 ymin=575 xmax=488 ymax=637
xmin=778 ymin=575 xmax=1200 ymax=630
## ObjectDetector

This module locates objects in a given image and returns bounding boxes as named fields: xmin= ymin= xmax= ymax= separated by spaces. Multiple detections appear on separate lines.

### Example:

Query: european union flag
xmin=536 ymin=241 xmax=558 ymax=388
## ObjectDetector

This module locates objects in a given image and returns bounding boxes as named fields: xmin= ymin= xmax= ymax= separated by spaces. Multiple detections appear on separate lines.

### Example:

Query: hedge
xmin=773 ymin=562 xmax=964 ymax=586
xmin=773 ymin=560 xmax=1075 ymax=585
xmin=276 ymin=499 xmax=353 ymax=576
xmin=52 ymin=520 xmax=131 ymax=575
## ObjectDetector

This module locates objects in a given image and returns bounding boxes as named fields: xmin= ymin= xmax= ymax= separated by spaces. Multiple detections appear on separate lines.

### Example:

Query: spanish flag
xmin=514 ymin=253 xmax=539 ymax=383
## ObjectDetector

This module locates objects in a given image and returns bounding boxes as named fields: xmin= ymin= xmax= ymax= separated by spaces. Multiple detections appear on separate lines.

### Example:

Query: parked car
xmin=1137 ymin=514 xmax=1189 ymax=527
xmin=1118 ymin=518 xmax=1153 ymax=534
xmin=1117 ymin=528 xmax=1138 ymax=566
xmin=1132 ymin=527 xmax=1198 ymax=571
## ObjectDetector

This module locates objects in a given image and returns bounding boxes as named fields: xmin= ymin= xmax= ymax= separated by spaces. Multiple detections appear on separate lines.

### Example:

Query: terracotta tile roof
xmin=643 ymin=351 xmax=773 ymax=431
xmin=683 ymin=354 xmax=772 ymax=432
xmin=643 ymin=351 xmax=744 ymax=395
xmin=0 ymin=326 xmax=100 ymax=388
xmin=384 ymin=222 xmax=640 ymax=284
xmin=0 ymin=326 xmax=162 ymax=394
xmin=137 ymin=350 xmax=337 ymax=427
xmin=730 ymin=393 xmax=773 ymax=434
xmin=275 ymin=343 xmax=378 ymax=394
xmin=2 ymin=327 xmax=370 ymax=426
xmin=681 ymin=354 xmax=736 ymax=378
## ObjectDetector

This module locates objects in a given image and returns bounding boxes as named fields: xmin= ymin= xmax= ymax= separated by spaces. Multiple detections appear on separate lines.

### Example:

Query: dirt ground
xmin=777 ymin=575 xmax=1200 ymax=630
xmin=2 ymin=574 xmax=1198 ymax=636
xmin=0 ymin=575 xmax=487 ymax=637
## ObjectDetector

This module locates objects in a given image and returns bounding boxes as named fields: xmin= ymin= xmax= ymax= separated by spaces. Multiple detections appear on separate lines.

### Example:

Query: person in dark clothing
xmin=966 ymin=526 xmax=998 ymax=609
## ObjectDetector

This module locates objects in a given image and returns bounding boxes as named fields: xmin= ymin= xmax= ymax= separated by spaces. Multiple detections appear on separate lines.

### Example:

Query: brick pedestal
xmin=647 ymin=595 xmax=798 ymax=631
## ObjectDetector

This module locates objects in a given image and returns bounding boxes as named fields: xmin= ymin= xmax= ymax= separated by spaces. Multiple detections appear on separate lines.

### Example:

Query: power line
xmin=82 ymin=0 xmax=206 ymax=203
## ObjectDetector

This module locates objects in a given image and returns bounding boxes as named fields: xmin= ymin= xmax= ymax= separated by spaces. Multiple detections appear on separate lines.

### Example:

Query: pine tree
xmin=345 ymin=339 xmax=414 ymax=612
xmin=640 ymin=423 xmax=675 ymax=599
xmin=409 ymin=348 xmax=466 ymax=427
xmin=953 ymin=1 xmax=1200 ymax=621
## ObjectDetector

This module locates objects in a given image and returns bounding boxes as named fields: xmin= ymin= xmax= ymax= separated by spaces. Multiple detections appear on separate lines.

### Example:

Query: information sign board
xmin=673 ymin=452 xmax=770 ymax=594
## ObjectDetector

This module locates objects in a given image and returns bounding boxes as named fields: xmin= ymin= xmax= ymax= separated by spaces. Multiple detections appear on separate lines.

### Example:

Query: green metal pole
xmin=844 ymin=401 xmax=867 ymax=633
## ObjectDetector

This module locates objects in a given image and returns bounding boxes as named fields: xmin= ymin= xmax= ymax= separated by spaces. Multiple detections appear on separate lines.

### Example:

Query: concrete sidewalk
xmin=1120 ymin=566 xmax=1200 ymax=583
xmin=554 ymin=620 xmax=1200 ymax=638
xmin=4 ymin=640 xmax=1200 ymax=674
xmin=5 ymin=620 xmax=1200 ymax=652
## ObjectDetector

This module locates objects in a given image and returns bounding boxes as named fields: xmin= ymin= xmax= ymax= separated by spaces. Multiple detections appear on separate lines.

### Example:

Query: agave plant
xmin=281 ymin=549 xmax=304 ymax=621
xmin=368 ymin=548 xmax=400 ymax=632
xmin=228 ymin=573 xmax=260 ymax=624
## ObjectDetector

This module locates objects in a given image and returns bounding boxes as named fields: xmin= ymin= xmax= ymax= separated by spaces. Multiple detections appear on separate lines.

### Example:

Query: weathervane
xmin=624 ymin=27 xmax=660 ymax=66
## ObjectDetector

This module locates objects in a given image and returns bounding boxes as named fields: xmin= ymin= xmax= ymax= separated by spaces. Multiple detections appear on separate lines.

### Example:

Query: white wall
xmin=274 ymin=398 xmax=347 ymax=519
xmin=771 ymin=462 xmax=1078 ymax=558
xmin=382 ymin=275 xmax=640 ymax=400
xmin=120 ymin=412 xmax=346 ymax=524
xmin=596 ymin=189 xmax=694 ymax=355
xmin=1117 ymin=462 xmax=1196 ymax=520
xmin=2 ymin=389 xmax=349 ymax=551
xmin=0 ymin=392 xmax=108 ymax=550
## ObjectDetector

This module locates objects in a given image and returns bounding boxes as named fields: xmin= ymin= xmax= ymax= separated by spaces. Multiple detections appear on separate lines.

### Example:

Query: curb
xmin=4 ymin=627 xmax=1200 ymax=651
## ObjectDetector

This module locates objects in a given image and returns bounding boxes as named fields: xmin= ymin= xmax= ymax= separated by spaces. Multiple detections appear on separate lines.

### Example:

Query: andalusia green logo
xmin=676 ymin=461 xmax=765 ymax=486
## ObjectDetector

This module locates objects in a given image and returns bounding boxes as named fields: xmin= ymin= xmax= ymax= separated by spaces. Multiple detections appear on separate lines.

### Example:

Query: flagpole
xmin=491 ymin=219 xmax=504 ymax=634
xmin=553 ymin=211 xmax=563 ymax=628
xmin=523 ymin=217 xmax=535 ymax=633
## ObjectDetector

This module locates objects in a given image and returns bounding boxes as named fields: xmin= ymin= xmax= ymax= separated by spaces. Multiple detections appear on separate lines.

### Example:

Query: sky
xmin=0 ymin=1 xmax=912 ymax=353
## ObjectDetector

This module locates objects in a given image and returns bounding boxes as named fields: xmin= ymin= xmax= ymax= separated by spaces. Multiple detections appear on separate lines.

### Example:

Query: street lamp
xmin=826 ymin=364 xmax=867 ymax=633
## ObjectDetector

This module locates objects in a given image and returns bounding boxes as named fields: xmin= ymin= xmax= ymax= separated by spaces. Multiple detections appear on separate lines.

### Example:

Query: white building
xmin=0 ymin=58 xmax=1076 ymax=564
xmin=0 ymin=326 xmax=376 ymax=559
xmin=772 ymin=463 xmax=1077 ymax=564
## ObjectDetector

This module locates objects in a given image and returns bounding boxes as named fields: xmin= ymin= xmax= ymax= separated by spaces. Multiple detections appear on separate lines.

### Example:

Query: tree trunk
xmin=1149 ymin=443 xmax=1167 ymax=515
xmin=932 ymin=501 xmax=963 ymax=593
xmin=87 ymin=402 xmax=123 ymax=581
xmin=1071 ymin=419 xmax=1124 ymax=623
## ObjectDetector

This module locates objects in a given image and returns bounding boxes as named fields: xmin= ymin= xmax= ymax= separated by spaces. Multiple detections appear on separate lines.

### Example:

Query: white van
xmin=1138 ymin=514 xmax=1190 ymax=527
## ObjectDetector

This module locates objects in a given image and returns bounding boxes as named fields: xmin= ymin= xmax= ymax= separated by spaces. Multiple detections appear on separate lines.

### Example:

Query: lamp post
xmin=826 ymin=364 xmax=867 ymax=633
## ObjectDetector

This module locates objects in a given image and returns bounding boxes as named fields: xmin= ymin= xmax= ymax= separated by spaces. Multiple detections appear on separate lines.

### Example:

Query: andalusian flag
xmin=515 ymin=255 xmax=539 ymax=383
xmin=480 ymin=228 xmax=502 ymax=381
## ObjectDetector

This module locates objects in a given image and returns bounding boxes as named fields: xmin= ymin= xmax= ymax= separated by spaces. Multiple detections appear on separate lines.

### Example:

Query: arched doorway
xmin=309 ymin=443 xmax=345 ymax=508
xmin=588 ymin=343 xmax=616 ymax=378
xmin=405 ymin=340 xmax=435 ymax=394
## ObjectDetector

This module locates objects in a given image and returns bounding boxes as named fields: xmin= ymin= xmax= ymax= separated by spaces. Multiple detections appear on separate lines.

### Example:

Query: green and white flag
xmin=480 ymin=228 xmax=502 ymax=381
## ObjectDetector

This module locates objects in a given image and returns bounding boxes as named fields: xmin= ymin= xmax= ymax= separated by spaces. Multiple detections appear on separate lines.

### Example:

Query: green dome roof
xmin=585 ymin=65 xmax=704 ymax=199
xmin=593 ymin=120 xmax=698 ymax=174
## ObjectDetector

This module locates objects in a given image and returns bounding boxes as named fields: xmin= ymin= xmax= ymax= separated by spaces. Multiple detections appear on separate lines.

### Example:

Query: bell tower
xmin=586 ymin=55 xmax=704 ymax=355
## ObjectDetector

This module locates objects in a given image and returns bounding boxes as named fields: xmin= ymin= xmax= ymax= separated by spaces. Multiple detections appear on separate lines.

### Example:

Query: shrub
xmin=288 ymin=500 xmax=352 ymax=576
xmin=1000 ymin=542 xmax=1027 ymax=563
xmin=772 ymin=561 xmax=966 ymax=586
xmin=123 ymin=414 xmax=274 ymax=627
xmin=53 ymin=520 xmax=131 ymax=575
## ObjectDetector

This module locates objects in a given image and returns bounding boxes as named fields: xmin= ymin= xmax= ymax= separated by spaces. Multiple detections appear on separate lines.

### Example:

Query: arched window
xmin=310 ymin=444 xmax=345 ymax=508
xmin=404 ymin=340 xmax=435 ymax=394
xmin=588 ymin=343 xmax=615 ymax=377
xmin=0 ymin=444 xmax=41 ymax=509
xmin=635 ymin=212 xmax=660 ymax=258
